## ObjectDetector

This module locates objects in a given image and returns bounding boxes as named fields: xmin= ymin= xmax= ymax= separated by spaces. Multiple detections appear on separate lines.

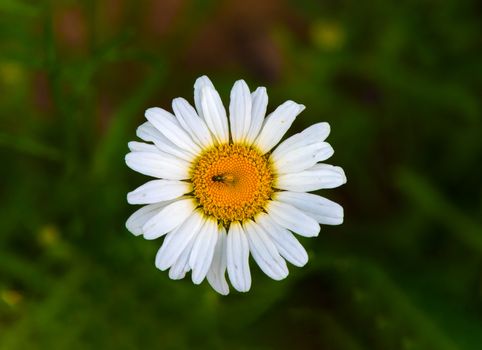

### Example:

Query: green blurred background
xmin=1 ymin=0 xmax=481 ymax=349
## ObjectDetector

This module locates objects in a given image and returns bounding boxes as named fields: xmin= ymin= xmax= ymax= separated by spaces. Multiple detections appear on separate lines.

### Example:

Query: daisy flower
xmin=125 ymin=76 xmax=346 ymax=295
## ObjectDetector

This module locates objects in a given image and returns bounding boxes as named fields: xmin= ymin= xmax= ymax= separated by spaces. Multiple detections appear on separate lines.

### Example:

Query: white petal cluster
xmin=126 ymin=76 xmax=346 ymax=294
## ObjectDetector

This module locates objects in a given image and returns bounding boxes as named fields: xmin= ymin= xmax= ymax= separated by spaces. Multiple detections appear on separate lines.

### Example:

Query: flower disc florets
xmin=191 ymin=143 xmax=273 ymax=225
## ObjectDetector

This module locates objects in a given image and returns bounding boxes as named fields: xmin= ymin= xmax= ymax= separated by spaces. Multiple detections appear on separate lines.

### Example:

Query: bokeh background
xmin=1 ymin=0 xmax=482 ymax=349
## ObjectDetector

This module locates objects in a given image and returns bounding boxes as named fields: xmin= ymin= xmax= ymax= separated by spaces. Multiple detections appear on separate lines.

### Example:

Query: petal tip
xmin=194 ymin=75 xmax=213 ymax=89
xmin=145 ymin=107 xmax=160 ymax=117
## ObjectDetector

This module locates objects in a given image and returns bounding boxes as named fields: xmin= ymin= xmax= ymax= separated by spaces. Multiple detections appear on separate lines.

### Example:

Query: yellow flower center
xmin=191 ymin=144 xmax=273 ymax=224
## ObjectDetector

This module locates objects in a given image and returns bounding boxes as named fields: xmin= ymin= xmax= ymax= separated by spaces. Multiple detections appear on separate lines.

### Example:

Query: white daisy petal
xmin=275 ymin=164 xmax=347 ymax=192
xmin=125 ymin=201 xmax=174 ymax=236
xmin=172 ymin=97 xmax=214 ymax=148
xmin=145 ymin=107 xmax=201 ymax=156
xmin=125 ymin=151 xmax=190 ymax=180
xmin=207 ymin=227 xmax=229 ymax=295
xmin=128 ymin=141 xmax=158 ymax=152
xmin=226 ymin=221 xmax=251 ymax=292
xmin=256 ymin=213 xmax=308 ymax=267
xmin=254 ymin=101 xmax=305 ymax=154
xmin=245 ymin=87 xmax=268 ymax=144
xmin=143 ymin=198 xmax=196 ymax=240
xmin=200 ymin=85 xmax=229 ymax=144
xmin=244 ymin=220 xmax=289 ymax=281
xmin=189 ymin=218 xmax=219 ymax=285
xmin=274 ymin=191 xmax=344 ymax=225
xmin=266 ymin=200 xmax=320 ymax=237
xmin=155 ymin=210 xmax=204 ymax=271
xmin=271 ymin=122 xmax=330 ymax=160
xmin=127 ymin=180 xmax=191 ymax=205
xmin=168 ymin=233 xmax=197 ymax=280
xmin=272 ymin=142 xmax=334 ymax=174
xmin=136 ymin=122 xmax=193 ymax=162
xmin=229 ymin=79 xmax=252 ymax=143
xmin=194 ymin=75 xmax=215 ymax=120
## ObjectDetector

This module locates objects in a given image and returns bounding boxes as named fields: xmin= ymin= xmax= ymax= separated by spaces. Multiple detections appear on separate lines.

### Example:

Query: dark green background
xmin=1 ymin=0 xmax=481 ymax=349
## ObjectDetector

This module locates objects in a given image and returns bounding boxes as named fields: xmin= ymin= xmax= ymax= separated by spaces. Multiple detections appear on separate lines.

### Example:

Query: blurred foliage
xmin=1 ymin=0 xmax=482 ymax=349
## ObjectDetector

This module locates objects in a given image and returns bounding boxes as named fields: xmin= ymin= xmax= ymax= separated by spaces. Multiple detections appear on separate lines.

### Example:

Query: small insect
xmin=212 ymin=174 xmax=236 ymax=185
xmin=212 ymin=175 xmax=224 ymax=182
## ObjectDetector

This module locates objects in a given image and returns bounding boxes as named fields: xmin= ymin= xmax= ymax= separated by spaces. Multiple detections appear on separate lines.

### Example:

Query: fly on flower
xmin=125 ymin=76 xmax=346 ymax=295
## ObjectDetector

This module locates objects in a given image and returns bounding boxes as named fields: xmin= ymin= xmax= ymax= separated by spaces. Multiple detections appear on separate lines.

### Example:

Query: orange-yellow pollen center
xmin=191 ymin=144 xmax=273 ymax=224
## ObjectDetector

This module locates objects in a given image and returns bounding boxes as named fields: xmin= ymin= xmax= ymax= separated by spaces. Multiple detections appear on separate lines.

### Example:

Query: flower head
xmin=126 ymin=76 xmax=346 ymax=294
